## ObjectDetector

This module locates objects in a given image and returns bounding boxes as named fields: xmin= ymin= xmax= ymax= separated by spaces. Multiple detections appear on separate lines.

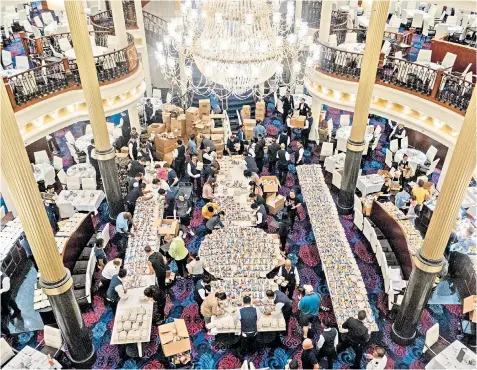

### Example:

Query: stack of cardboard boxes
xmin=199 ymin=99 xmax=211 ymax=118
xmin=290 ymin=114 xmax=306 ymax=129
xmin=255 ymin=101 xmax=265 ymax=121
xmin=243 ymin=118 xmax=255 ymax=140
xmin=185 ymin=107 xmax=200 ymax=138
xmin=155 ymin=133 xmax=177 ymax=163
xmin=240 ymin=105 xmax=251 ymax=121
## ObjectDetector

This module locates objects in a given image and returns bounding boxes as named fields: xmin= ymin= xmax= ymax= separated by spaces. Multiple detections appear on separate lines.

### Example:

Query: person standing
xmin=412 ymin=179 xmax=430 ymax=205
xmin=145 ymin=246 xmax=168 ymax=291
xmin=188 ymin=134 xmax=198 ymax=156
xmin=286 ymin=190 xmax=301 ymax=229
xmin=317 ymin=318 xmax=339 ymax=369
xmin=340 ymin=310 xmax=370 ymax=370
xmin=93 ymin=238 xmax=106 ymax=269
xmin=295 ymin=142 xmax=305 ymax=166
xmin=298 ymin=285 xmax=321 ymax=339
xmin=106 ymin=268 xmax=128 ymax=314
xmin=119 ymin=111 xmax=132 ymax=143
xmin=277 ymin=259 xmax=300 ymax=299
xmin=169 ymin=236 xmax=189 ymax=278
xmin=193 ymin=275 xmax=211 ymax=307
xmin=277 ymin=143 xmax=290 ymax=185
xmin=42 ymin=185 xmax=59 ymax=233
xmin=20 ymin=234 xmax=37 ymax=271
xmin=318 ymin=117 xmax=329 ymax=143
xmin=237 ymin=125 xmax=246 ymax=153
xmin=264 ymin=289 xmax=292 ymax=327
xmin=267 ymin=137 xmax=280 ymax=174
xmin=278 ymin=214 xmax=291 ymax=252
xmin=202 ymin=178 xmax=216 ymax=203
xmin=173 ymin=139 xmax=186 ymax=179
xmin=186 ymin=252 xmax=204 ymax=284
xmin=234 ymin=296 xmax=261 ymax=356
xmin=186 ymin=154 xmax=202 ymax=196
xmin=0 ymin=272 xmax=21 ymax=319
xmin=395 ymin=188 xmax=410 ymax=212
xmin=301 ymin=338 xmax=319 ymax=370
xmin=101 ymin=258 xmax=122 ymax=291
xmin=303 ymin=111 xmax=312 ymax=148
xmin=128 ymin=136 xmax=139 ymax=161
xmin=87 ymin=138 xmax=101 ymax=183
xmin=174 ymin=192 xmax=194 ymax=237
xmin=366 ymin=347 xmax=387 ymax=370
xmin=255 ymin=135 xmax=266 ymax=174
xmin=164 ymin=163 xmax=180 ymax=187
xmin=125 ymin=182 xmax=150 ymax=215
xmin=298 ymin=98 xmax=310 ymax=116
xmin=114 ymin=211 xmax=136 ymax=259
xmin=281 ymin=90 xmax=295 ymax=124
xmin=251 ymin=202 xmax=267 ymax=230
xmin=144 ymin=99 xmax=154 ymax=124
xmin=144 ymin=285 xmax=166 ymax=325
xmin=278 ymin=129 xmax=290 ymax=148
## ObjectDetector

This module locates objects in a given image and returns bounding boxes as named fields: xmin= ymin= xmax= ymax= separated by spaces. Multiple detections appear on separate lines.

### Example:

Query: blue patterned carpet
xmin=4 ymin=103 xmax=461 ymax=369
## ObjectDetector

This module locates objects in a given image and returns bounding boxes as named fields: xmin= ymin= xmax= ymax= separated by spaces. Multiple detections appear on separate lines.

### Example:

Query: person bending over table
xmin=226 ymin=135 xmax=241 ymax=156
xmin=114 ymin=212 xmax=136 ymax=259
xmin=93 ymin=237 xmax=106 ymax=269
xmin=251 ymin=202 xmax=267 ymax=230
xmin=263 ymin=289 xmax=292 ymax=326
xmin=205 ymin=211 xmax=225 ymax=234
xmin=201 ymin=292 xmax=227 ymax=331
xmin=202 ymin=201 xmax=221 ymax=221
xmin=194 ymin=274 xmax=212 ymax=308
xmin=144 ymin=285 xmax=166 ymax=325
xmin=101 ymin=258 xmax=122 ymax=291
xmin=277 ymin=259 xmax=300 ymax=299
xmin=145 ymin=246 xmax=169 ymax=292
xmin=125 ymin=182 xmax=152 ymax=215
xmin=377 ymin=177 xmax=392 ymax=202
xmin=234 ymin=295 xmax=261 ymax=356
xmin=106 ymin=268 xmax=128 ymax=314
xmin=163 ymin=163 xmax=179 ymax=187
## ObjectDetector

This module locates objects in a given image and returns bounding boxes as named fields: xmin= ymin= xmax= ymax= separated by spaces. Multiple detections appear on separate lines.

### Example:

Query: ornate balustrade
xmin=142 ymin=10 xmax=167 ymax=45
xmin=5 ymin=32 xmax=138 ymax=111
xmin=315 ymin=41 xmax=475 ymax=114
xmin=89 ymin=1 xmax=137 ymax=31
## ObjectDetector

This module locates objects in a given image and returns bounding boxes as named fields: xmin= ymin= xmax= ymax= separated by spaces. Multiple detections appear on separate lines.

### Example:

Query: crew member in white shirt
xmin=295 ymin=142 xmax=305 ymax=166
xmin=101 ymin=258 xmax=122 ymax=290
xmin=366 ymin=347 xmax=388 ymax=370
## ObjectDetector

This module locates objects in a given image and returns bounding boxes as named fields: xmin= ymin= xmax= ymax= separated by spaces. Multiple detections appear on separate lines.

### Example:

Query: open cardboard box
xmin=260 ymin=175 xmax=280 ymax=193
xmin=147 ymin=123 xmax=166 ymax=135
xmin=290 ymin=115 xmax=306 ymax=128
xmin=266 ymin=193 xmax=285 ymax=215
xmin=159 ymin=319 xmax=191 ymax=357
xmin=154 ymin=219 xmax=179 ymax=236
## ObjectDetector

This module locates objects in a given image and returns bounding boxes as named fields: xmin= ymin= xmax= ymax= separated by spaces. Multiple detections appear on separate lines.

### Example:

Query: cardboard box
xmin=155 ymin=135 xmax=176 ymax=149
xmin=241 ymin=110 xmax=251 ymax=120
xmin=210 ymin=114 xmax=225 ymax=119
xmin=242 ymin=105 xmax=251 ymax=112
xmin=158 ymin=319 xmax=191 ymax=357
xmin=244 ymin=127 xmax=254 ymax=140
xmin=120 ymin=147 xmax=129 ymax=154
xmin=116 ymin=152 xmax=129 ymax=159
xmin=261 ymin=175 xmax=280 ymax=193
xmin=186 ymin=107 xmax=200 ymax=122
xmin=155 ymin=219 xmax=179 ymax=236
xmin=199 ymin=99 xmax=211 ymax=117
xmin=243 ymin=119 xmax=256 ymax=127
xmin=290 ymin=115 xmax=306 ymax=129
xmin=266 ymin=194 xmax=285 ymax=214
xmin=255 ymin=101 xmax=265 ymax=121
xmin=163 ymin=152 xmax=174 ymax=165
xmin=211 ymin=126 xmax=224 ymax=134
xmin=210 ymin=133 xmax=224 ymax=142
xmin=147 ymin=123 xmax=166 ymax=135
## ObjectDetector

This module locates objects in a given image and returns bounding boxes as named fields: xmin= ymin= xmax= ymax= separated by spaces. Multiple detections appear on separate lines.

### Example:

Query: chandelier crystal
xmin=156 ymin=0 xmax=319 ymax=99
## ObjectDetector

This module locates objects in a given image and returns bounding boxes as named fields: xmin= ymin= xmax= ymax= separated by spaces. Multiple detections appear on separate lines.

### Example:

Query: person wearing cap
xmin=298 ymin=285 xmax=321 ymax=339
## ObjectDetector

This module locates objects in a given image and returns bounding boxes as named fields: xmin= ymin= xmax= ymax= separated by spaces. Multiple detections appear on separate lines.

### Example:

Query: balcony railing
xmin=5 ymin=32 xmax=138 ymax=111
xmin=89 ymin=1 xmax=137 ymax=32
xmin=142 ymin=10 xmax=167 ymax=45
xmin=315 ymin=41 xmax=475 ymax=114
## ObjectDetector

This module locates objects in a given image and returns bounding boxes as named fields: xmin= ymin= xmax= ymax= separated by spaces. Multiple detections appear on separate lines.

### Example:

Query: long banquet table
xmin=297 ymin=165 xmax=378 ymax=332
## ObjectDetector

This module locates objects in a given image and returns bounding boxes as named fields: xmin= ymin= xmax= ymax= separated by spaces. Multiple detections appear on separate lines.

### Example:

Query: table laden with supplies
xmin=297 ymin=165 xmax=378 ymax=332
xmin=66 ymin=164 xmax=96 ymax=179
xmin=32 ymin=163 xmax=55 ymax=186
xmin=3 ymin=345 xmax=62 ymax=369
xmin=356 ymin=174 xmax=385 ymax=196
xmin=56 ymin=190 xmax=106 ymax=212
xmin=425 ymin=340 xmax=477 ymax=369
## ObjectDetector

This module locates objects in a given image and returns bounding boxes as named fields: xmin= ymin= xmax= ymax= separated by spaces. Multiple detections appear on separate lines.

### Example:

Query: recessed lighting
xmin=120 ymin=94 xmax=127 ymax=101
xmin=67 ymin=104 xmax=76 ymax=113
xmin=420 ymin=115 xmax=428 ymax=121
xmin=451 ymin=130 xmax=458 ymax=137
xmin=372 ymin=97 xmax=379 ymax=103
xmin=386 ymin=101 xmax=393 ymax=108
xmin=434 ymin=119 xmax=444 ymax=128
xmin=322 ymin=87 xmax=329 ymax=94
xmin=20 ymin=127 xmax=27 ymax=134
xmin=333 ymin=90 xmax=341 ymax=98
xmin=107 ymin=98 xmax=114 ymax=106
xmin=33 ymin=118 xmax=43 ymax=127
xmin=403 ymin=106 xmax=410 ymax=114
xmin=349 ymin=94 xmax=356 ymax=102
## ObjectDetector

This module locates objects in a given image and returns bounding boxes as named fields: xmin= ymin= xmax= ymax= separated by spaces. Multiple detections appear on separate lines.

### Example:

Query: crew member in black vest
xmin=340 ymin=310 xmax=371 ymax=369
xmin=234 ymin=295 xmax=261 ymax=356
xmin=106 ymin=268 xmax=128 ymax=314
xmin=87 ymin=138 xmax=101 ymax=183
xmin=277 ymin=259 xmax=300 ymax=299
xmin=243 ymin=152 xmax=259 ymax=174
xmin=295 ymin=142 xmax=305 ymax=166
xmin=278 ymin=129 xmax=290 ymax=148
xmin=119 ymin=111 xmax=131 ymax=143
xmin=281 ymin=90 xmax=294 ymax=125
xmin=144 ymin=99 xmax=154 ymax=124
xmin=193 ymin=275 xmax=212 ymax=308
xmin=1 ymin=272 xmax=21 ymax=322
xmin=317 ymin=317 xmax=339 ymax=369
xmin=186 ymin=154 xmax=202 ymax=195
xmin=277 ymin=143 xmax=290 ymax=185
xmin=298 ymin=98 xmax=310 ymax=117
xmin=265 ymin=289 xmax=292 ymax=326
xmin=145 ymin=246 xmax=168 ymax=292
xmin=302 ymin=111 xmax=312 ymax=148
xmin=128 ymin=157 xmax=146 ymax=179
xmin=128 ymin=136 xmax=139 ymax=161
xmin=139 ymin=140 xmax=154 ymax=162
xmin=173 ymin=139 xmax=186 ymax=179
xmin=267 ymin=137 xmax=280 ymax=174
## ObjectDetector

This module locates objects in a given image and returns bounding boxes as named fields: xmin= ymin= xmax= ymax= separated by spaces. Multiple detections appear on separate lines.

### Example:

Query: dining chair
xmin=389 ymin=139 xmax=399 ymax=154
xmin=58 ymin=37 xmax=72 ymax=52
xmin=320 ymin=142 xmax=334 ymax=160
xmin=462 ymin=14 xmax=470 ymax=28
xmin=411 ymin=13 xmax=424 ymax=29
xmin=428 ymin=4 xmax=437 ymax=18
xmin=42 ymin=11 xmax=55 ymax=25
xmin=425 ymin=145 xmax=438 ymax=162
xmin=362 ymin=217 xmax=373 ymax=243
xmin=15 ymin=55 xmax=30 ymax=70
xmin=371 ymin=134 xmax=381 ymax=151
xmin=332 ymin=169 xmax=342 ymax=189
xmin=344 ymin=32 xmax=358 ymax=43
xmin=446 ymin=15 xmax=458 ymax=26
xmin=441 ymin=52 xmax=457 ymax=71
xmin=389 ymin=15 xmax=401 ymax=27
xmin=57 ymin=24 xmax=69 ymax=33
xmin=327 ymin=119 xmax=333 ymax=142
xmin=82 ymin=178 xmax=97 ymax=190
xmin=362 ymin=140 xmax=370 ymax=156
xmin=22 ymin=20 xmax=33 ymax=33
xmin=353 ymin=208 xmax=364 ymax=231
xmin=439 ymin=11 xmax=446 ymax=21
xmin=401 ymin=136 xmax=409 ymax=149
xmin=385 ymin=149 xmax=393 ymax=168
xmin=57 ymin=169 xmax=67 ymax=186
xmin=65 ymin=131 xmax=76 ymax=145
xmin=337 ymin=137 xmax=347 ymax=153
xmin=18 ymin=9 xmax=27 ymax=22
xmin=426 ymin=158 xmax=440 ymax=176
xmin=416 ymin=49 xmax=432 ymax=62
xmin=340 ymin=114 xmax=350 ymax=127
xmin=31 ymin=25 xmax=42 ymax=38
xmin=53 ymin=156 xmax=63 ymax=171
xmin=354 ymin=194 xmax=362 ymax=212
xmin=434 ymin=23 xmax=449 ymax=39
xmin=386 ymin=25 xmax=399 ymax=33
xmin=66 ymin=176 xmax=81 ymax=190
xmin=34 ymin=150 xmax=50 ymax=165
xmin=57 ymin=202 xmax=75 ymax=219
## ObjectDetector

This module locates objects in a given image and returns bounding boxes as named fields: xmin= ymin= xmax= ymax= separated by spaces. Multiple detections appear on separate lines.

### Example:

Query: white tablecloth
xmin=32 ymin=164 xmax=55 ymax=186
xmin=426 ymin=340 xmax=477 ymax=369
xmin=64 ymin=46 xmax=109 ymax=59
xmin=357 ymin=15 xmax=369 ymax=28
xmin=56 ymin=190 xmax=105 ymax=212
xmin=356 ymin=174 xmax=385 ymax=196
xmin=336 ymin=126 xmax=374 ymax=142
xmin=447 ymin=25 xmax=464 ymax=35
xmin=338 ymin=42 xmax=366 ymax=53
xmin=394 ymin=148 xmax=427 ymax=166
xmin=66 ymin=164 xmax=96 ymax=179
xmin=3 ymin=345 xmax=62 ymax=369
xmin=324 ymin=152 xmax=346 ymax=173
xmin=0 ymin=68 xmax=27 ymax=78
xmin=74 ymin=134 xmax=115 ymax=153
xmin=43 ymin=22 xmax=69 ymax=35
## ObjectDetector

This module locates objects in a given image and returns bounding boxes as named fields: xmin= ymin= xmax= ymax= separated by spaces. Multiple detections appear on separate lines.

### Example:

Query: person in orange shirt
xmin=201 ymin=202 xmax=221 ymax=220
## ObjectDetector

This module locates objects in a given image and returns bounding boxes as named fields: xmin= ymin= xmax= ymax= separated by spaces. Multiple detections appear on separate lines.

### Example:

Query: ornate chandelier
xmin=155 ymin=0 xmax=320 ymax=99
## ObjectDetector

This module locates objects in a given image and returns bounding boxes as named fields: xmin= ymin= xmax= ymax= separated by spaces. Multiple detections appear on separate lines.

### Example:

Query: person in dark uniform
xmin=295 ymin=142 xmax=305 ymax=166
xmin=93 ymin=237 xmax=106 ymax=269
xmin=340 ymin=310 xmax=370 ymax=370
xmin=106 ymin=268 xmax=128 ymax=314
xmin=267 ymin=137 xmax=280 ymax=174
xmin=42 ymin=185 xmax=59 ymax=232
xmin=119 ymin=111 xmax=131 ymax=143
xmin=243 ymin=152 xmax=259 ymax=174
xmin=302 ymin=111 xmax=312 ymax=148
xmin=298 ymin=98 xmax=310 ymax=117
xmin=145 ymin=246 xmax=168 ymax=292
xmin=186 ymin=154 xmax=202 ymax=196
xmin=144 ymin=285 xmax=166 ymax=324
xmin=87 ymin=139 xmax=101 ymax=183
xmin=317 ymin=317 xmax=339 ymax=369
xmin=173 ymin=139 xmax=186 ymax=179
xmin=144 ymin=99 xmax=154 ymax=124
xmin=128 ymin=136 xmax=139 ymax=161
xmin=286 ymin=190 xmax=302 ymax=229
xmin=1 ymin=272 xmax=21 ymax=320
xmin=125 ymin=182 xmax=149 ymax=215
xmin=277 ymin=259 xmax=300 ymax=299
xmin=226 ymin=135 xmax=241 ymax=156
xmin=236 ymin=124 xmax=246 ymax=153
xmin=277 ymin=143 xmax=290 ymax=185
xmin=301 ymin=338 xmax=319 ymax=370
xmin=234 ymin=295 xmax=260 ymax=356
xmin=128 ymin=157 xmax=146 ymax=178
xmin=265 ymin=289 xmax=292 ymax=326
xmin=254 ymin=135 xmax=265 ymax=174
xmin=193 ymin=275 xmax=212 ymax=308
xmin=278 ymin=213 xmax=291 ymax=252
xmin=278 ymin=129 xmax=290 ymax=148
xmin=281 ymin=90 xmax=294 ymax=124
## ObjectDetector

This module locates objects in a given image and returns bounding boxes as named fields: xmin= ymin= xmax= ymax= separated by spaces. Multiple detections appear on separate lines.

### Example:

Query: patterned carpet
xmin=4 ymin=104 xmax=461 ymax=369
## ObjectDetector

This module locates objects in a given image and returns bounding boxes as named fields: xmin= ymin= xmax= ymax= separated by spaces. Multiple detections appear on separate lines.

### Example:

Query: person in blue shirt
xmin=298 ymin=285 xmax=321 ymax=339
xmin=164 ymin=163 xmax=179 ymax=186
xmin=253 ymin=120 xmax=266 ymax=139
xmin=93 ymin=238 xmax=106 ymax=269
xmin=394 ymin=188 xmax=410 ymax=212
xmin=20 ymin=234 xmax=37 ymax=270
xmin=114 ymin=212 xmax=136 ymax=258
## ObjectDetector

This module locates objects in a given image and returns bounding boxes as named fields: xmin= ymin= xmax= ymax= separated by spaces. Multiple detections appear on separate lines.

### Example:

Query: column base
xmin=391 ymin=322 xmax=416 ymax=345
xmin=337 ymin=189 xmax=355 ymax=215
xmin=40 ymin=269 xmax=95 ymax=365
xmin=96 ymin=148 xmax=124 ymax=220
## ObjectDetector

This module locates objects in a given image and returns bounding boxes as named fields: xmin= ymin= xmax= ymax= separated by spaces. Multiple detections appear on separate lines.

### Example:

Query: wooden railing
xmin=4 ymin=32 xmax=138 ymax=111
xmin=315 ymin=41 xmax=475 ymax=114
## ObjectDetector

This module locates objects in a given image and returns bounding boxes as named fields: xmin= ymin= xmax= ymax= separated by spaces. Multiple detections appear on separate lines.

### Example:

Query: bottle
xmin=47 ymin=353 xmax=55 ymax=367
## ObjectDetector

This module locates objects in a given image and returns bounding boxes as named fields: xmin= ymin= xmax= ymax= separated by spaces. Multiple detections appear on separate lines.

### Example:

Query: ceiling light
xmin=451 ymin=130 xmax=458 ymax=137
xmin=434 ymin=119 xmax=444 ymax=128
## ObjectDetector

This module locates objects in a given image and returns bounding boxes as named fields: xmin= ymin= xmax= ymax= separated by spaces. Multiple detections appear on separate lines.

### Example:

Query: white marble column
xmin=110 ymin=0 xmax=128 ymax=49
xmin=128 ymin=102 xmax=141 ymax=131
xmin=318 ymin=0 xmax=333 ymax=43
xmin=134 ymin=0 xmax=152 ymax=96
